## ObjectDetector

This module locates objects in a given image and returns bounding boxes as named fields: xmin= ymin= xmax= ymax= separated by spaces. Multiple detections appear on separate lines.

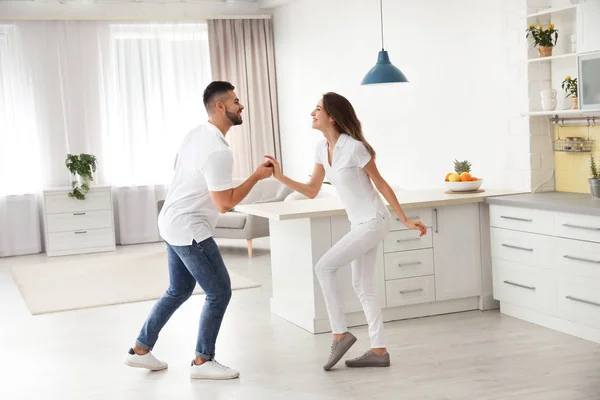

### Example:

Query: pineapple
xmin=454 ymin=159 xmax=472 ymax=175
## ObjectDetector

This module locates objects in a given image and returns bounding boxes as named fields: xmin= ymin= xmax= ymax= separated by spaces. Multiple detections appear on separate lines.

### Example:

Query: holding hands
xmin=263 ymin=155 xmax=283 ymax=180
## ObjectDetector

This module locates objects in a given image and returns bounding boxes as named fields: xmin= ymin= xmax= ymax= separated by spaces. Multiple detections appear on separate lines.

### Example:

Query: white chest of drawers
xmin=490 ymin=203 xmax=600 ymax=344
xmin=42 ymin=186 xmax=116 ymax=257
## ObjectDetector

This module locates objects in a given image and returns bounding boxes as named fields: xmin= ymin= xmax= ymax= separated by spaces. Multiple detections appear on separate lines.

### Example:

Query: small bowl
xmin=445 ymin=179 xmax=483 ymax=192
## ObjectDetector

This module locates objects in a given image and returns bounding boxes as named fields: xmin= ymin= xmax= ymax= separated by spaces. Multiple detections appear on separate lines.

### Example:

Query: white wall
xmin=273 ymin=0 xmax=525 ymax=191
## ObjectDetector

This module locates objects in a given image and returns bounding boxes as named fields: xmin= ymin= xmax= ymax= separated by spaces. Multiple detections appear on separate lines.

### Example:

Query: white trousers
xmin=315 ymin=212 xmax=390 ymax=348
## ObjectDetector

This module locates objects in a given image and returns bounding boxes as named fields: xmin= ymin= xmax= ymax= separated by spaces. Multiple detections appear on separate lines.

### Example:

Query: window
xmin=102 ymin=23 xmax=212 ymax=186
xmin=0 ymin=25 xmax=40 ymax=196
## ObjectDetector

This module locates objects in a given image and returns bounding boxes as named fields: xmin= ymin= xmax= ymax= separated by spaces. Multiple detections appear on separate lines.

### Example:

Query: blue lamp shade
xmin=361 ymin=50 xmax=408 ymax=85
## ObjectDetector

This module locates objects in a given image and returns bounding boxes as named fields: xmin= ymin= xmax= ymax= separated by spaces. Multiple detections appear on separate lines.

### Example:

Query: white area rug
xmin=10 ymin=250 xmax=261 ymax=315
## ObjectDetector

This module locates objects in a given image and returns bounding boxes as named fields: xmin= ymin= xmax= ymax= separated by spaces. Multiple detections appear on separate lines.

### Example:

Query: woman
xmin=265 ymin=92 xmax=427 ymax=371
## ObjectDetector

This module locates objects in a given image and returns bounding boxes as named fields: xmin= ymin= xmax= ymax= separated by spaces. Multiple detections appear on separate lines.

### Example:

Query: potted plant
xmin=590 ymin=154 xmax=600 ymax=199
xmin=65 ymin=153 xmax=97 ymax=200
xmin=526 ymin=23 xmax=558 ymax=57
xmin=562 ymin=75 xmax=578 ymax=110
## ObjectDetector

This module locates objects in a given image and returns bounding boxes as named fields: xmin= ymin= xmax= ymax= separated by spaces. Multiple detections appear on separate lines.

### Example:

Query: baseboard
xmin=312 ymin=297 xmax=481 ymax=334
xmin=479 ymin=293 xmax=499 ymax=311
xmin=501 ymin=302 xmax=600 ymax=344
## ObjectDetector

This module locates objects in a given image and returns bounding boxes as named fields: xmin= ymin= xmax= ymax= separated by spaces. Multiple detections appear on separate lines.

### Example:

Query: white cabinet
xmin=43 ymin=186 xmax=116 ymax=257
xmin=578 ymin=1 xmax=600 ymax=54
xmin=433 ymin=204 xmax=482 ymax=301
xmin=490 ymin=203 xmax=600 ymax=344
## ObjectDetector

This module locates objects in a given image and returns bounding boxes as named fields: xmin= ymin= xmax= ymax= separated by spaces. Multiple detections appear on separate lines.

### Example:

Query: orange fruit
xmin=460 ymin=173 xmax=472 ymax=182
xmin=471 ymin=176 xmax=478 ymax=181
xmin=445 ymin=172 xmax=453 ymax=182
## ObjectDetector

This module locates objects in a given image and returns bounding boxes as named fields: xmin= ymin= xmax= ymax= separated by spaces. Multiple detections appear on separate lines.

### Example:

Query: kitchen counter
xmin=235 ymin=187 xmax=524 ymax=334
xmin=236 ymin=188 xmax=525 ymax=220
xmin=485 ymin=192 xmax=600 ymax=216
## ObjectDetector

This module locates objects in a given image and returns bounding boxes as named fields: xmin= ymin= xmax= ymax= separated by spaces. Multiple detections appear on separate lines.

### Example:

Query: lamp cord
xmin=380 ymin=0 xmax=384 ymax=50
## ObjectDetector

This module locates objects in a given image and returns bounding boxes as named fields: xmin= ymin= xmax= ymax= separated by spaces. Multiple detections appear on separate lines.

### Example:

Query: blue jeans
xmin=135 ymin=237 xmax=232 ymax=360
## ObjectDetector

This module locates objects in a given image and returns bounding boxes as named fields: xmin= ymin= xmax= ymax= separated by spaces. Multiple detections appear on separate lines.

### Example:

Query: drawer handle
xmin=74 ymin=231 xmax=87 ymax=234
xmin=399 ymin=289 xmax=423 ymax=295
xmin=73 ymin=212 xmax=86 ymax=216
xmin=562 ymin=223 xmax=600 ymax=231
xmin=396 ymin=238 xmax=420 ymax=243
xmin=566 ymin=296 xmax=600 ymax=308
xmin=503 ymin=280 xmax=535 ymax=291
xmin=398 ymin=262 xmax=422 ymax=267
xmin=563 ymin=255 xmax=600 ymax=264
xmin=500 ymin=216 xmax=532 ymax=222
xmin=501 ymin=244 xmax=534 ymax=252
xmin=397 ymin=215 xmax=419 ymax=222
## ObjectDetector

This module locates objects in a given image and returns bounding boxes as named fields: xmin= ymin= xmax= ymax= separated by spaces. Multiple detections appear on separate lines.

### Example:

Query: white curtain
xmin=0 ymin=23 xmax=42 ymax=255
xmin=0 ymin=20 xmax=212 ymax=254
xmin=207 ymin=19 xmax=281 ymax=178
xmin=104 ymin=23 xmax=211 ymax=244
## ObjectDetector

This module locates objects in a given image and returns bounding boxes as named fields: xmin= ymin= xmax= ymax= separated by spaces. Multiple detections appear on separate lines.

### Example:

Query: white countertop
xmin=236 ymin=188 xmax=525 ymax=220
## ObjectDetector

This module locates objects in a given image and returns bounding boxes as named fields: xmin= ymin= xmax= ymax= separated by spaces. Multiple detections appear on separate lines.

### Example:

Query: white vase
xmin=541 ymin=89 xmax=557 ymax=111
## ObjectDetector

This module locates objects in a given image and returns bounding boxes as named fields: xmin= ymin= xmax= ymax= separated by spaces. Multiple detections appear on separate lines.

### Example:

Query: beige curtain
xmin=207 ymin=19 xmax=281 ymax=178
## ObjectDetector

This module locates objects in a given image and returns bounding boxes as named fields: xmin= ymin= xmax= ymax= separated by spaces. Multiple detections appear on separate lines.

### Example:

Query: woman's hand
xmin=264 ymin=155 xmax=283 ymax=180
xmin=404 ymin=219 xmax=427 ymax=237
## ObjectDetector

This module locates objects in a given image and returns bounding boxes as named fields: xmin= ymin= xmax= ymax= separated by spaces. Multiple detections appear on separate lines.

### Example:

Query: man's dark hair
xmin=203 ymin=81 xmax=235 ymax=110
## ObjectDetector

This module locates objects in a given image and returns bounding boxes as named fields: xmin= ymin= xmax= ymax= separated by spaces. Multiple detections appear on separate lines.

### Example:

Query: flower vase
xmin=538 ymin=46 xmax=553 ymax=57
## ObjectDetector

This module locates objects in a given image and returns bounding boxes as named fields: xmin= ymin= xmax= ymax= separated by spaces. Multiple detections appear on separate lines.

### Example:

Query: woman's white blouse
xmin=315 ymin=134 xmax=388 ymax=224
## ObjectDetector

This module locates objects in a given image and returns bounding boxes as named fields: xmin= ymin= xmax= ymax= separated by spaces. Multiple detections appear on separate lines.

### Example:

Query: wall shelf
xmin=528 ymin=52 xmax=577 ymax=63
xmin=526 ymin=4 xmax=577 ymax=18
xmin=525 ymin=109 xmax=600 ymax=117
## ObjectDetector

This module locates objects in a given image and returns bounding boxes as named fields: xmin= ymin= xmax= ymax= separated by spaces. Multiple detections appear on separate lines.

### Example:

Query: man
xmin=124 ymin=81 xmax=273 ymax=380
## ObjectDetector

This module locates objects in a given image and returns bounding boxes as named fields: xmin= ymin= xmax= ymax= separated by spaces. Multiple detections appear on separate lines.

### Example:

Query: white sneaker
xmin=123 ymin=348 xmax=168 ymax=371
xmin=190 ymin=359 xmax=240 ymax=380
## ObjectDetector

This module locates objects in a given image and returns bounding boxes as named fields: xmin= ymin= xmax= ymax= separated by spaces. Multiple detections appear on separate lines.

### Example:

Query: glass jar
xmin=565 ymin=137 xmax=584 ymax=151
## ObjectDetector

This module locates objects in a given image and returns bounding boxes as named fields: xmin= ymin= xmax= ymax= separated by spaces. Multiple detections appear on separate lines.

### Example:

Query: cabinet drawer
xmin=492 ymin=258 xmax=556 ymax=315
xmin=385 ymin=276 xmax=435 ymax=307
xmin=490 ymin=227 xmax=552 ymax=268
xmin=489 ymin=205 xmax=554 ymax=235
xmin=554 ymin=212 xmax=600 ymax=244
xmin=558 ymin=278 xmax=600 ymax=330
xmin=383 ymin=229 xmax=432 ymax=253
xmin=384 ymin=249 xmax=434 ymax=280
xmin=46 ymin=210 xmax=113 ymax=233
xmin=389 ymin=208 xmax=433 ymax=231
xmin=47 ymin=228 xmax=115 ymax=251
xmin=555 ymin=237 xmax=600 ymax=280
xmin=45 ymin=191 xmax=111 ymax=214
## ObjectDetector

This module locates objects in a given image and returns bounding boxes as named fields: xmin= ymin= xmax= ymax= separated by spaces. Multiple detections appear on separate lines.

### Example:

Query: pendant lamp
xmin=361 ymin=0 xmax=408 ymax=85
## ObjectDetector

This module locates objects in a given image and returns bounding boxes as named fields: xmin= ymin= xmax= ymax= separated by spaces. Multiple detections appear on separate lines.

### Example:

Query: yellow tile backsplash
xmin=554 ymin=125 xmax=600 ymax=193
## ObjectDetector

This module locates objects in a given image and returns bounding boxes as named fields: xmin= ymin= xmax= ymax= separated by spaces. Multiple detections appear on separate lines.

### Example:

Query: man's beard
xmin=226 ymin=110 xmax=243 ymax=126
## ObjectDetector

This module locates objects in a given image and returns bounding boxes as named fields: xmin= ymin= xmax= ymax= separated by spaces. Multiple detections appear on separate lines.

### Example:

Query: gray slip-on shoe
xmin=345 ymin=350 xmax=390 ymax=368
xmin=323 ymin=332 xmax=357 ymax=371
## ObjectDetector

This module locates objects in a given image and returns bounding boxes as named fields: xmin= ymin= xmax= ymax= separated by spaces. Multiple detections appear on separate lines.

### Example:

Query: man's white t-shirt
xmin=158 ymin=122 xmax=233 ymax=246
xmin=315 ymin=133 xmax=389 ymax=224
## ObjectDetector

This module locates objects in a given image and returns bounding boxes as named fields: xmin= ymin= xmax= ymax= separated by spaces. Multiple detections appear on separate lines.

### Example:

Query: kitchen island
xmin=236 ymin=188 xmax=523 ymax=334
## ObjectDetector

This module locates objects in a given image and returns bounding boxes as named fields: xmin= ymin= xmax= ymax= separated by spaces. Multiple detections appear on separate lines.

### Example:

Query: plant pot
xmin=572 ymin=96 xmax=579 ymax=110
xmin=590 ymin=179 xmax=600 ymax=199
xmin=538 ymin=46 xmax=553 ymax=57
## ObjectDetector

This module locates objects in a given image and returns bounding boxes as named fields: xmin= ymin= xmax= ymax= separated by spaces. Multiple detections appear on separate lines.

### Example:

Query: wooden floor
xmin=1 ymin=238 xmax=599 ymax=400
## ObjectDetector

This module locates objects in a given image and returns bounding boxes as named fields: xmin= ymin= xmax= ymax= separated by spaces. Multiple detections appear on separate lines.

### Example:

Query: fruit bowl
xmin=445 ymin=179 xmax=483 ymax=192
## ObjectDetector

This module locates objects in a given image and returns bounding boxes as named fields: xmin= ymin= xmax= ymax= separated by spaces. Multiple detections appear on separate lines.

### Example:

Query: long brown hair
xmin=321 ymin=92 xmax=376 ymax=159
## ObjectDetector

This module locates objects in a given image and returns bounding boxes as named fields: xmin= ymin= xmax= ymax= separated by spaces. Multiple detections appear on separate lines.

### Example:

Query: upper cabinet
xmin=578 ymin=1 xmax=600 ymax=54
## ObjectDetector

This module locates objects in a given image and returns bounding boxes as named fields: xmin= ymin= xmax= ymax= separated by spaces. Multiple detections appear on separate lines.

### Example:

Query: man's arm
xmin=209 ymin=173 xmax=262 ymax=213
xmin=203 ymin=149 xmax=273 ymax=213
